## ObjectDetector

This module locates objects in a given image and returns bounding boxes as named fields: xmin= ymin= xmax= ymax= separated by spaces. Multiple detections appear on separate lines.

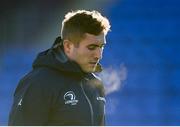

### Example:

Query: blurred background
xmin=0 ymin=0 xmax=180 ymax=125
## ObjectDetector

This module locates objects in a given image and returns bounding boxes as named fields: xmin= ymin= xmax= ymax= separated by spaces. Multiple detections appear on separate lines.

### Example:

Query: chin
xmin=81 ymin=65 xmax=96 ymax=73
xmin=82 ymin=68 xmax=95 ymax=73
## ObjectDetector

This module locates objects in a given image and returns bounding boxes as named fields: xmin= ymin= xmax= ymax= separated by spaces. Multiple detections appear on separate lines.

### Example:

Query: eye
xmin=87 ymin=45 xmax=97 ymax=50
xmin=87 ymin=44 xmax=105 ymax=51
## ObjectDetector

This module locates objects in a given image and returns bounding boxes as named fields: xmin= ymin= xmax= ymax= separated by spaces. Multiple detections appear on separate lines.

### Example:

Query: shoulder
xmin=16 ymin=68 xmax=67 ymax=95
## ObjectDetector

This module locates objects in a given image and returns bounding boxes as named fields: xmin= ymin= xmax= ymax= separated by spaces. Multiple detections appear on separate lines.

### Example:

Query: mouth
xmin=89 ymin=62 xmax=98 ymax=66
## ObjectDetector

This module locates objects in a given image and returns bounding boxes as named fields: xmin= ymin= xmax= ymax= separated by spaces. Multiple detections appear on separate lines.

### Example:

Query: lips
xmin=89 ymin=62 xmax=97 ymax=66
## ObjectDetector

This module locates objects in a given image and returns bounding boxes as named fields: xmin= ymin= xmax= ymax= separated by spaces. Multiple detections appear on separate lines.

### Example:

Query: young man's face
xmin=69 ymin=33 xmax=106 ymax=73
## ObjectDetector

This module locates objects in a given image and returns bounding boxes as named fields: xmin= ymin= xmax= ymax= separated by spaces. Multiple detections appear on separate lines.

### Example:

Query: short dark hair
xmin=61 ymin=10 xmax=110 ymax=44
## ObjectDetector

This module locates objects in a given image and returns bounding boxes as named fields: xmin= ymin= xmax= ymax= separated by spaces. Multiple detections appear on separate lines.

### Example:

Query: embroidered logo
xmin=97 ymin=97 xmax=106 ymax=103
xmin=64 ymin=91 xmax=78 ymax=105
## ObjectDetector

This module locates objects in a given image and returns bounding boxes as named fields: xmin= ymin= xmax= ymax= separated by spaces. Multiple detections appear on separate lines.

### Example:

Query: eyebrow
xmin=88 ymin=43 xmax=105 ymax=47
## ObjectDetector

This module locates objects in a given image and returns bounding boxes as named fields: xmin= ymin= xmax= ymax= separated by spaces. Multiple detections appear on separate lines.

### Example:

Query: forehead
xmin=81 ymin=33 xmax=106 ymax=45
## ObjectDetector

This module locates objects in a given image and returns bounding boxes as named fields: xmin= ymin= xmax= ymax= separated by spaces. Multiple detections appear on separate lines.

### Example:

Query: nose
xmin=94 ymin=48 xmax=103 ymax=60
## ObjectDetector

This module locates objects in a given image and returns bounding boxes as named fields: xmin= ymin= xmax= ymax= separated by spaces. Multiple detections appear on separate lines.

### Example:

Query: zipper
xmin=80 ymin=82 xmax=94 ymax=125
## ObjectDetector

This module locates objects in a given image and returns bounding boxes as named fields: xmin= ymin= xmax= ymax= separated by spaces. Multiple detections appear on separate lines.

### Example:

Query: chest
xmin=50 ymin=79 xmax=105 ymax=125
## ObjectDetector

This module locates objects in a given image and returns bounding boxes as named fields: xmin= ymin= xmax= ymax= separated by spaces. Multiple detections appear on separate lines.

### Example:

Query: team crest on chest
xmin=64 ymin=91 xmax=78 ymax=105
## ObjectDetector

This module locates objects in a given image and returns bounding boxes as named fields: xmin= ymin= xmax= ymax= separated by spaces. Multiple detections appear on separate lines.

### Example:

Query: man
xmin=8 ymin=10 xmax=110 ymax=126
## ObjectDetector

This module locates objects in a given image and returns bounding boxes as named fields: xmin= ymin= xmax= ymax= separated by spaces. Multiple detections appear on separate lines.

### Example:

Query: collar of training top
xmin=32 ymin=37 xmax=103 ymax=77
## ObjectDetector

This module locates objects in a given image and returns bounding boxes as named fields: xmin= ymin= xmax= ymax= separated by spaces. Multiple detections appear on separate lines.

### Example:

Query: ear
xmin=63 ymin=39 xmax=74 ymax=55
